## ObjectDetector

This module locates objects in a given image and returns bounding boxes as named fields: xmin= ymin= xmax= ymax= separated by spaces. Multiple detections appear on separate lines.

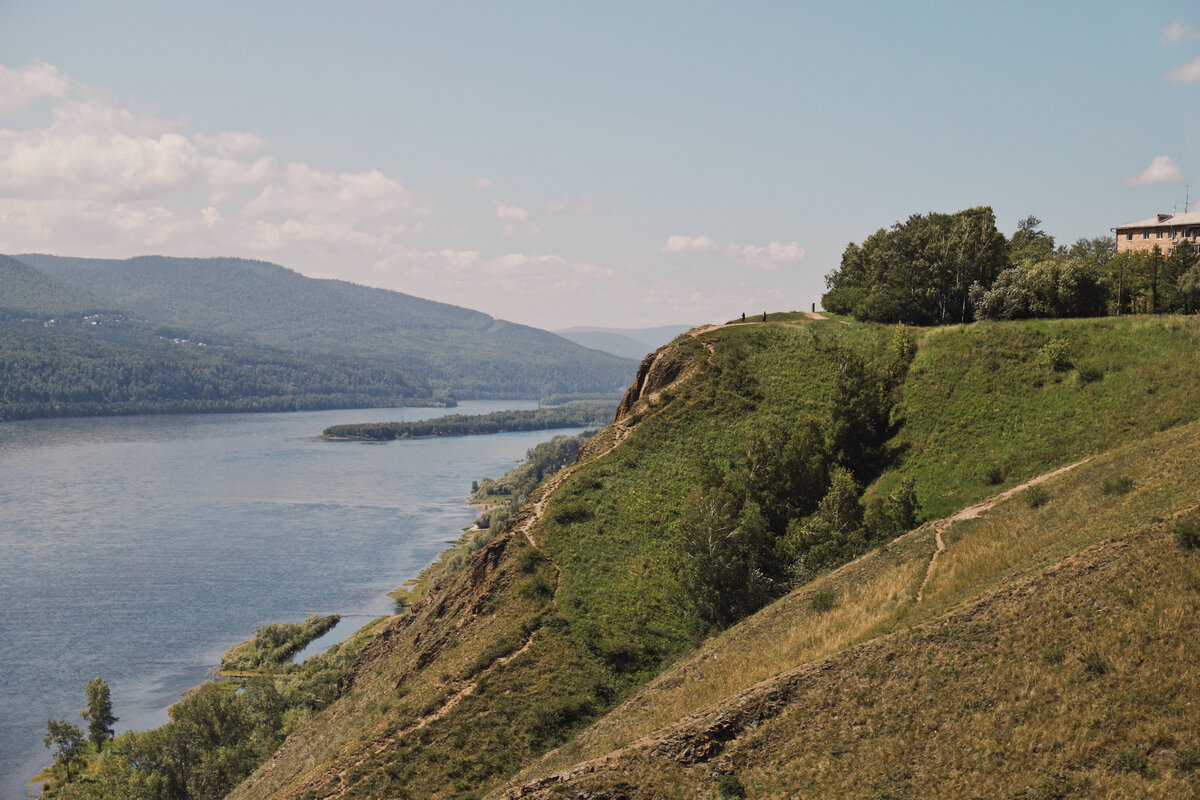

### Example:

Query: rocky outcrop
xmin=614 ymin=345 xmax=690 ymax=421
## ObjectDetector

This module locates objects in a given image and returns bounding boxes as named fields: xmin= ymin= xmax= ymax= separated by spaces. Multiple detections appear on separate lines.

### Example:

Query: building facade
xmin=1115 ymin=210 xmax=1200 ymax=255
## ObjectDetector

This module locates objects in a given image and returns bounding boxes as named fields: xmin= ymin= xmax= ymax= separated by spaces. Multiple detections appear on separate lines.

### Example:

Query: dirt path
xmin=914 ymin=457 xmax=1092 ymax=602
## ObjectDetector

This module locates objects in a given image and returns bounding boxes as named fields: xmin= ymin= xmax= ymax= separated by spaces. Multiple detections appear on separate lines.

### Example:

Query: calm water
xmin=0 ymin=401 xmax=581 ymax=798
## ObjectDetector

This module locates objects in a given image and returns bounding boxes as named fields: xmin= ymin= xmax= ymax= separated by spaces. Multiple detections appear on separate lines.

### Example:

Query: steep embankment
xmin=230 ymin=314 xmax=1200 ymax=800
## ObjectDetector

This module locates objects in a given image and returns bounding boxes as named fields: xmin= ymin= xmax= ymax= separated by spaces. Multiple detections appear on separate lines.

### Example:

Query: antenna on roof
xmin=1186 ymin=185 xmax=1191 ymax=213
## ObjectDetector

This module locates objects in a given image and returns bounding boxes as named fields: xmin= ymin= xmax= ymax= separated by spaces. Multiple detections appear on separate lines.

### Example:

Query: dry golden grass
xmin=497 ymin=421 xmax=1200 ymax=798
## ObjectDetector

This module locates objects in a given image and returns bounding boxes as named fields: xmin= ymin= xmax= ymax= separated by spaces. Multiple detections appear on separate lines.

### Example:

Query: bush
xmin=810 ymin=589 xmax=836 ymax=613
xmin=1036 ymin=337 xmax=1072 ymax=372
xmin=1113 ymin=749 xmax=1148 ymax=775
xmin=1078 ymin=648 xmax=1108 ymax=676
xmin=716 ymin=773 xmax=747 ymax=799
xmin=1175 ymin=747 xmax=1200 ymax=772
xmin=517 ymin=576 xmax=554 ymax=602
xmin=1175 ymin=519 xmax=1200 ymax=551
xmin=515 ymin=547 xmax=545 ymax=573
xmin=551 ymin=501 xmax=592 ymax=525
xmin=984 ymin=465 xmax=1004 ymax=486
xmin=1074 ymin=364 xmax=1103 ymax=384
xmin=1101 ymin=476 xmax=1135 ymax=496
xmin=1026 ymin=485 xmax=1050 ymax=509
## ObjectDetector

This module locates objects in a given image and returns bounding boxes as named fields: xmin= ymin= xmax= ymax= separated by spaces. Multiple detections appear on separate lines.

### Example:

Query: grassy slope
xmin=230 ymin=315 xmax=1200 ymax=800
xmin=496 ymin=421 xmax=1200 ymax=798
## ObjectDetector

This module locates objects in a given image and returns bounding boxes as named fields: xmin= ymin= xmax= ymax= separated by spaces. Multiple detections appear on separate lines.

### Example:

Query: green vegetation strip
xmin=321 ymin=404 xmax=614 ymax=441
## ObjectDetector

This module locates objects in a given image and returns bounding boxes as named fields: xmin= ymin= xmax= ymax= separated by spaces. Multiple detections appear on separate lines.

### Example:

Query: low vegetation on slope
xmin=57 ymin=314 xmax=1200 ymax=800
xmin=215 ymin=313 xmax=1200 ymax=800
xmin=497 ymin=421 xmax=1200 ymax=798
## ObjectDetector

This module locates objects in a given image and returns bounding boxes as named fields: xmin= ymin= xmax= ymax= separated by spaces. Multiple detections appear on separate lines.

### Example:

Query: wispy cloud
xmin=545 ymin=196 xmax=594 ymax=215
xmin=491 ymin=199 xmax=541 ymax=236
xmin=1162 ymin=22 xmax=1200 ymax=46
xmin=0 ymin=61 xmax=70 ymax=114
xmin=662 ymin=234 xmax=805 ymax=270
xmin=1165 ymin=55 xmax=1200 ymax=83
xmin=469 ymin=176 xmax=495 ymax=190
xmin=1124 ymin=155 xmax=1185 ymax=186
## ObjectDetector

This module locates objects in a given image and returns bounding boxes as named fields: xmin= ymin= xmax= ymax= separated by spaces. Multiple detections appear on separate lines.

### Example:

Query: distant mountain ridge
xmin=16 ymin=254 xmax=636 ymax=398
xmin=554 ymin=324 xmax=693 ymax=360
xmin=0 ymin=254 xmax=117 ymax=318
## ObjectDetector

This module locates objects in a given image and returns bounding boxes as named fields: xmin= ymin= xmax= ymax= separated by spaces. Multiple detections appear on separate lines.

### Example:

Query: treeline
xmin=220 ymin=614 xmax=341 ymax=672
xmin=823 ymin=210 xmax=1200 ymax=324
xmin=322 ymin=404 xmax=614 ymax=441
xmin=41 ymin=621 xmax=381 ymax=800
xmin=678 ymin=325 xmax=919 ymax=628
xmin=0 ymin=322 xmax=447 ymax=422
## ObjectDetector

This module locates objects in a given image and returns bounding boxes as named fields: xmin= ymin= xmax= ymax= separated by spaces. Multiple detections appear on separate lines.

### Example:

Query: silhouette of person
xmin=762 ymin=311 xmax=767 ymax=322
xmin=741 ymin=312 xmax=745 ymax=322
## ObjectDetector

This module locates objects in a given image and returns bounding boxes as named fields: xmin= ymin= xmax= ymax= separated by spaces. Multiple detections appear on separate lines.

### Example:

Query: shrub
xmin=551 ymin=501 xmax=592 ymax=525
xmin=1026 ymin=485 xmax=1050 ymax=509
xmin=1027 ymin=775 xmax=1070 ymax=800
xmin=984 ymin=465 xmax=1004 ymax=486
xmin=716 ymin=773 xmax=747 ymax=799
xmin=1078 ymin=648 xmax=1108 ymax=676
xmin=1176 ymin=747 xmax=1200 ymax=772
xmin=810 ymin=589 xmax=836 ymax=613
xmin=1175 ymin=519 xmax=1200 ymax=551
xmin=1101 ymin=476 xmax=1135 ymax=496
xmin=517 ymin=576 xmax=554 ymax=602
xmin=1113 ymin=749 xmax=1148 ymax=775
xmin=1041 ymin=646 xmax=1065 ymax=666
xmin=1036 ymin=336 xmax=1072 ymax=372
xmin=1074 ymin=363 xmax=1103 ymax=384
xmin=515 ymin=547 xmax=545 ymax=573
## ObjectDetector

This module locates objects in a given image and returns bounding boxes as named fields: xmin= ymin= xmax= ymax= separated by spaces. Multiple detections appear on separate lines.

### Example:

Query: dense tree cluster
xmin=677 ymin=325 xmax=920 ymax=628
xmin=322 ymin=404 xmax=613 ymax=441
xmin=823 ymin=211 xmax=1200 ymax=323
xmin=0 ymin=321 xmax=443 ymax=422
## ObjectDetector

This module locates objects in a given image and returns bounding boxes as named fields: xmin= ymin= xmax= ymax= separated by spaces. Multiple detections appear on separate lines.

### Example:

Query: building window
xmin=1157 ymin=230 xmax=1164 ymax=238
xmin=1126 ymin=232 xmax=1133 ymax=240
xmin=1143 ymin=232 xmax=1150 ymax=239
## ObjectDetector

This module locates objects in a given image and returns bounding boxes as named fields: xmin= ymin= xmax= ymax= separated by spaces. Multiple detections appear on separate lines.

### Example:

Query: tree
xmin=1008 ymin=215 xmax=1056 ymax=266
xmin=44 ymin=718 xmax=87 ymax=782
xmin=82 ymin=677 xmax=118 ymax=753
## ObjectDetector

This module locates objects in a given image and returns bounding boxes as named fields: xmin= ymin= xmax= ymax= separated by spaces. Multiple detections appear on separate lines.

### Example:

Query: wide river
xmin=0 ymin=401 xmax=583 ymax=798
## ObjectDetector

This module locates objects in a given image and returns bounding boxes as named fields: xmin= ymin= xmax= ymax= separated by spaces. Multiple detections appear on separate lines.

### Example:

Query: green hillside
xmin=0 ymin=255 xmax=116 ymax=318
xmin=47 ymin=314 xmax=1200 ymax=800
xmin=16 ymin=254 xmax=635 ymax=398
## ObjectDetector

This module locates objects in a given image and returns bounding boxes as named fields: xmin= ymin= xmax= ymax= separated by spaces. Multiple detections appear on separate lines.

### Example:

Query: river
xmin=0 ymin=401 xmax=583 ymax=798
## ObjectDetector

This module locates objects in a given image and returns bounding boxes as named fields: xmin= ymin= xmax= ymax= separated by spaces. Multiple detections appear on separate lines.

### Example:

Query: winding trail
xmin=914 ymin=457 xmax=1092 ymax=603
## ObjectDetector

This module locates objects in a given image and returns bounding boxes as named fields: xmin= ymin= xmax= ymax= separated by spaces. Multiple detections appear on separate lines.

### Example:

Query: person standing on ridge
xmin=762 ymin=311 xmax=767 ymax=322
xmin=741 ymin=312 xmax=745 ymax=322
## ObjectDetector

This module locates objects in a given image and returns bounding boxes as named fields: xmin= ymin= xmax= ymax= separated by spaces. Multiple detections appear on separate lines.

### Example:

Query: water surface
xmin=0 ymin=402 xmax=580 ymax=798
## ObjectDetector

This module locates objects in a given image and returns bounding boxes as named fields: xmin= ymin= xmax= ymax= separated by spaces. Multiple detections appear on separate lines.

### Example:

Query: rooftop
xmin=1115 ymin=210 xmax=1200 ymax=230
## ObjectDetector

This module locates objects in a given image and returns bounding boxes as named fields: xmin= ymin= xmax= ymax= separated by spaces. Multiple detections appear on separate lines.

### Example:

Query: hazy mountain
xmin=554 ymin=324 xmax=693 ymax=360
xmin=0 ymin=254 xmax=118 ymax=318
xmin=17 ymin=254 xmax=636 ymax=398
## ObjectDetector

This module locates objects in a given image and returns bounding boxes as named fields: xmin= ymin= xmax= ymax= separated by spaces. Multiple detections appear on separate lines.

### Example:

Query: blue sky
xmin=1 ymin=1 xmax=1197 ymax=328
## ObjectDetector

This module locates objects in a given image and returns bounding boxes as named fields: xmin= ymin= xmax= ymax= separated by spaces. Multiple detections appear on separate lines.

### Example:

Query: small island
xmin=321 ymin=403 xmax=614 ymax=441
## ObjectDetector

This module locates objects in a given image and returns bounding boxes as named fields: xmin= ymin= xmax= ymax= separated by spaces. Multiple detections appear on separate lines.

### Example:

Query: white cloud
xmin=0 ymin=62 xmax=70 ymax=114
xmin=545 ymin=196 xmax=594 ymax=215
xmin=1162 ymin=22 xmax=1200 ymax=46
xmin=491 ymin=199 xmax=541 ymax=236
xmin=240 ymin=163 xmax=433 ymax=223
xmin=661 ymin=234 xmax=805 ymax=270
xmin=1124 ymin=155 xmax=1185 ymax=186
xmin=1165 ymin=55 xmax=1200 ymax=83
xmin=469 ymin=176 xmax=495 ymax=189
xmin=194 ymin=131 xmax=268 ymax=157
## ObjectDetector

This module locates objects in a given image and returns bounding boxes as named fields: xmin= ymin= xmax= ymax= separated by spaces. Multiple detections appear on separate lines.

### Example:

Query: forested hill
xmin=16 ymin=254 xmax=636 ymax=398
xmin=0 ymin=255 xmax=117 ymax=318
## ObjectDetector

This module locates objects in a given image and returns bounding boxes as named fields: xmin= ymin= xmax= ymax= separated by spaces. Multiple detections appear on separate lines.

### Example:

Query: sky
xmin=0 ymin=1 xmax=1197 ymax=330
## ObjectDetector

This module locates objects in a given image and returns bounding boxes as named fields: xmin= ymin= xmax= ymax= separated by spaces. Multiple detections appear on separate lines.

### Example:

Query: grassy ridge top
xmin=225 ymin=314 xmax=1200 ymax=800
